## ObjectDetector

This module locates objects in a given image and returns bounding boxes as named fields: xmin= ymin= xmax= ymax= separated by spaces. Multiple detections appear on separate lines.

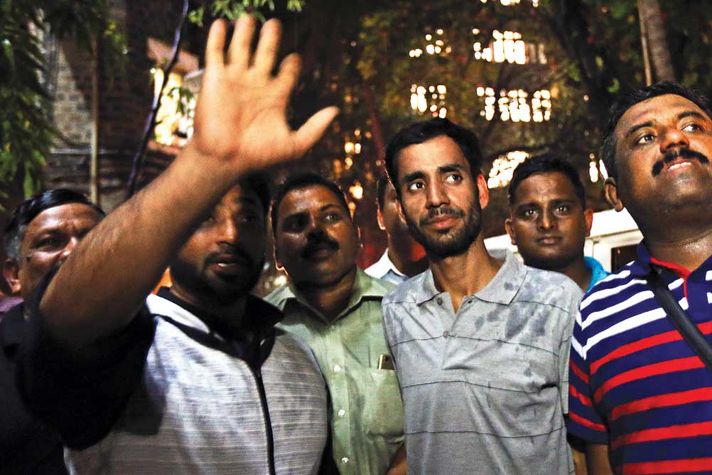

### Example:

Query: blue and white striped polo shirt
xmin=568 ymin=243 xmax=712 ymax=473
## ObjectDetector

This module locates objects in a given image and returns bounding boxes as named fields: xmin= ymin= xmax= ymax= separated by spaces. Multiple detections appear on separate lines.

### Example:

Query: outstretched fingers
xmin=228 ymin=15 xmax=256 ymax=70
xmin=275 ymin=53 xmax=301 ymax=95
xmin=291 ymin=106 xmax=340 ymax=156
xmin=205 ymin=20 xmax=227 ymax=70
xmin=253 ymin=19 xmax=281 ymax=75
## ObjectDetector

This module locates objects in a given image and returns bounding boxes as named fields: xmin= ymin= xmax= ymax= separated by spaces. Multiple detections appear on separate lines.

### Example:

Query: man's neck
xmin=167 ymin=285 xmax=248 ymax=332
xmin=643 ymin=225 xmax=712 ymax=271
xmin=551 ymin=256 xmax=591 ymax=292
xmin=386 ymin=245 xmax=428 ymax=278
xmin=428 ymin=238 xmax=502 ymax=313
xmin=294 ymin=266 xmax=357 ymax=321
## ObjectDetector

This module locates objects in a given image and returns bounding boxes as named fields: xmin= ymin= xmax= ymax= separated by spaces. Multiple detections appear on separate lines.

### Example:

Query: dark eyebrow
xmin=402 ymin=171 xmax=426 ymax=183
xmin=625 ymin=110 xmax=709 ymax=140
xmin=624 ymin=120 xmax=654 ymax=139
xmin=677 ymin=110 xmax=708 ymax=122
xmin=438 ymin=164 xmax=466 ymax=174
xmin=320 ymin=203 xmax=347 ymax=214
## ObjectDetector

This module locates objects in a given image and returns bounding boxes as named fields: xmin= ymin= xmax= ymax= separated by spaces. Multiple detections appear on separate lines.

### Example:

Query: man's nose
xmin=660 ymin=125 xmax=690 ymax=153
xmin=218 ymin=219 xmax=239 ymax=244
xmin=425 ymin=183 xmax=449 ymax=208
xmin=537 ymin=210 xmax=557 ymax=230
xmin=306 ymin=220 xmax=327 ymax=239
xmin=57 ymin=237 xmax=81 ymax=264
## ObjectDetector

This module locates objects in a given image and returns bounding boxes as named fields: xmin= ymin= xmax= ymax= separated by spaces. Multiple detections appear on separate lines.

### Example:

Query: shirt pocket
xmin=360 ymin=368 xmax=405 ymax=439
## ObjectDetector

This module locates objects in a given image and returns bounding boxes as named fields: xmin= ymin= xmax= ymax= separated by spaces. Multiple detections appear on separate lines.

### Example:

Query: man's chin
xmin=523 ymin=255 xmax=577 ymax=272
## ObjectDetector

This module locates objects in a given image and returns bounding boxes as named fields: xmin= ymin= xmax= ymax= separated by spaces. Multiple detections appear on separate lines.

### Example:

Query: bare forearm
xmin=386 ymin=444 xmax=406 ymax=475
xmin=40 ymin=148 xmax=237 ymax=346
xmin=38 ymin=17 xmax=336 ymax=349
xmin=586 ymin=443 xmax=613 ymax=475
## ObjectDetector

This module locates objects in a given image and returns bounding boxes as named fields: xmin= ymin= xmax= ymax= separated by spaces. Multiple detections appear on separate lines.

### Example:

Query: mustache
xmin=301 ymin=231 xmax=339 ymax=258
xmin=205 ymin=247 xmax=255 ymax=267
xmin=420 ymin=206 xmax=464 ymax=225
xmin=651 ymin=148 xmax=709 ymax=177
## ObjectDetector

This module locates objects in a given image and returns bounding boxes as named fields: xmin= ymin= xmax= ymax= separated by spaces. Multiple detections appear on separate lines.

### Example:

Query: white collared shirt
xmin=365 ymin=249 xmax=408 ymax=285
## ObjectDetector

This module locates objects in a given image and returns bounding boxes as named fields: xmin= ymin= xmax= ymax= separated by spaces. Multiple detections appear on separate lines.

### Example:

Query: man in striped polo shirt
xmin=567 ymin=82 xmax=712 ymax=473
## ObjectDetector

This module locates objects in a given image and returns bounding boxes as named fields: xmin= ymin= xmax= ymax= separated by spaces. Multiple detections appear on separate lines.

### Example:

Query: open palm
xmin=190 ymin=17 xmax=338 ymax=174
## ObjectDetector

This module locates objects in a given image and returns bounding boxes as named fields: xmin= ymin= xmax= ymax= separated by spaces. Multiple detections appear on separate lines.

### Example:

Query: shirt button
xmin=443 ymin=331 xmax=449 ymax=338
xmin=341 ymin=457 xmax=350 ymax=464
xmin=337 ymin=409 xmax=346 ymax=417
xmin=333 ymin=364 xmax=342 ymax=372
xmin=436 ymin=297 xmax=444 ymax=305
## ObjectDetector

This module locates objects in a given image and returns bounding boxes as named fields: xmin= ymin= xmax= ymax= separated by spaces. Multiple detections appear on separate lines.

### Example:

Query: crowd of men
xmin=1 ymin=15 xmax=712 ymax=475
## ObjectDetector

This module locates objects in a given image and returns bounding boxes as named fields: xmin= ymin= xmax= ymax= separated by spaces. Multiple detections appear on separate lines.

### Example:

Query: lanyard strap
xmin=647 ymin=269 xmax=712 ymax=372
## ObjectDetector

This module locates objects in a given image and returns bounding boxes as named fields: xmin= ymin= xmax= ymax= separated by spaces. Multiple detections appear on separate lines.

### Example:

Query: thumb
xmin=292 ymin=106 xmax=340 ymax=156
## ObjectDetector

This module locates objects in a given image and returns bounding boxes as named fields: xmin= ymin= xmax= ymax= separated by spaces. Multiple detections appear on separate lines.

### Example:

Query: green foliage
xmin=189 ymin=0 xmax=305 ymax=26
xmin=0 ymin=0 xmax=126 ymax=198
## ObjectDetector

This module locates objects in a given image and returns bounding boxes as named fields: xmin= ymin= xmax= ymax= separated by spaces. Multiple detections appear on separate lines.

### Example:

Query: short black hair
xmin=239 ymin=173 xmax=271 ymax=216
xmin=601 ymin=81 xmax=712 ymax=179
xmin=3 ymin=189 xmax=105 ymax=261
xmin=270 ymin=172 xmax=350 ymax=235
xmin=508 ymin=154 xmax=586 ymax=208
xmin=385 ymin=118 xmax=483 ymax=193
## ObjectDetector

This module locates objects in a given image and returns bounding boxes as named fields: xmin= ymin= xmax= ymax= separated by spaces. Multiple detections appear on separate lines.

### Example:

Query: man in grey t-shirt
xmin=382 ymin=118 xmax=581 ymax=474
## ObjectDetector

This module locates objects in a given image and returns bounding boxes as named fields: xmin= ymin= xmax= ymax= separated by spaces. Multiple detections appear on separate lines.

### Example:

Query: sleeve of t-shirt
xmin=16 ymin=277 xmax=156 ymax=450
xmin=566 ymin=308 xmax=609 ymax=444
xmin=558 ymin=281 xmax=582 ymax=415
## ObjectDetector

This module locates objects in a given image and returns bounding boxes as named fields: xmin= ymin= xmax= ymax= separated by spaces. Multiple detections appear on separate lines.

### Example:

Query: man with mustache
xmin=505 ymin=154 xmax=608 ymax=292
xmin=266 ymin=173 xmax=406 ymax=475
xmin=1 ymin=189 xmax=104 ymax=474
xmin=381 ymin=118 xmax=582 ymax=474
xmin=16 ymin=16 xmax=338 ymax=473
xmin=568 ymin=82 xmax=712 ymax=473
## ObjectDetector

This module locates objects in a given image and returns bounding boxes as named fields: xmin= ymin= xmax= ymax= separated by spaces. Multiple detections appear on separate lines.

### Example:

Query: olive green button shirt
xmin=266 ymin=270 xmax=404 ymax=475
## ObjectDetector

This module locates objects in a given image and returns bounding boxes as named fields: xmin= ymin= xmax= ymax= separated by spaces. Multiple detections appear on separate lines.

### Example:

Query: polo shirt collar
xmin=632 ymin=240 xmax=712 ymax=278
xmin=150 ymin=288 xmax=281 ymax=338
xmin=413 ymin=250 xmax=522 ymax=306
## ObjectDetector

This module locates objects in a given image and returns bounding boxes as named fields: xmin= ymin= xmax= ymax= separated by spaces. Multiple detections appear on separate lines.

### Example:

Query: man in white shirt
xmin=365 ymin=175 xmax=427 ymax=284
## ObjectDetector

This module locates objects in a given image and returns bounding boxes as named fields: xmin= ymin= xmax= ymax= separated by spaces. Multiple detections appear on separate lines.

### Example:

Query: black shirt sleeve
xmin=16 ymin=279 xmax=156 ymax=450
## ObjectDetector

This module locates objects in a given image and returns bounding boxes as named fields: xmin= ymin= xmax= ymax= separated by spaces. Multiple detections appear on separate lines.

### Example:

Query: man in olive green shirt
xmin=266 ymin=173 xmax=405 ymax=475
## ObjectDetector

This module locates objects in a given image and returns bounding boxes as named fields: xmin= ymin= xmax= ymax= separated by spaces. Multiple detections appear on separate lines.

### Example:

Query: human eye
xmin=518 ymin=208 xmax=537 ymax=220
xmin=34 ymin=234 xmax=64 ymax=252
xmin=682 ymin=122 xmax=703 ymax=133
xmin=554 ymin=204 xmax=571 ymax=216
xmin=407 ymin=180 xmax=425 ymax=192
xmin=444 ymin=173 xmax=463 ymax=184
xmin=634 ymin=132 xmax=656 ymax=145
xmin=200 ymin=214 xmax=217 ymax=227
xmin=324 ymin=211 xmax=343 ymax=223
xmin=282 ymin=215 xmax=307 ymax=233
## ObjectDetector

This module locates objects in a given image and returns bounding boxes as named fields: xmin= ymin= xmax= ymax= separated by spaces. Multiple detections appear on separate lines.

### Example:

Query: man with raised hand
xmin=568 ymin=82 xmax=712 ymax=473
xmin=17 ymin=16 xmax=337 ymax=474
xmin=381 ymin=118 xmax=581 ymax=474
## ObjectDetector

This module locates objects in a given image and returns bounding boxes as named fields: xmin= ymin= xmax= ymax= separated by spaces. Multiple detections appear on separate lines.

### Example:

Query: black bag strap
xmin=647 ymin=268 xmax=712 ymax=372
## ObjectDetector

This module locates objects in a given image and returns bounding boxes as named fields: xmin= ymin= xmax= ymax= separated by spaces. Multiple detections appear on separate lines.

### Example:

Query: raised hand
xmin=189 ymin=16 xmax=338 ymax=175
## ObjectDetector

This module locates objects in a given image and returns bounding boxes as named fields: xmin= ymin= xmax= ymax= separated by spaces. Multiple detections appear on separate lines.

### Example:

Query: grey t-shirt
xmin=382 ymin=251 xmax=581 ymax=474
